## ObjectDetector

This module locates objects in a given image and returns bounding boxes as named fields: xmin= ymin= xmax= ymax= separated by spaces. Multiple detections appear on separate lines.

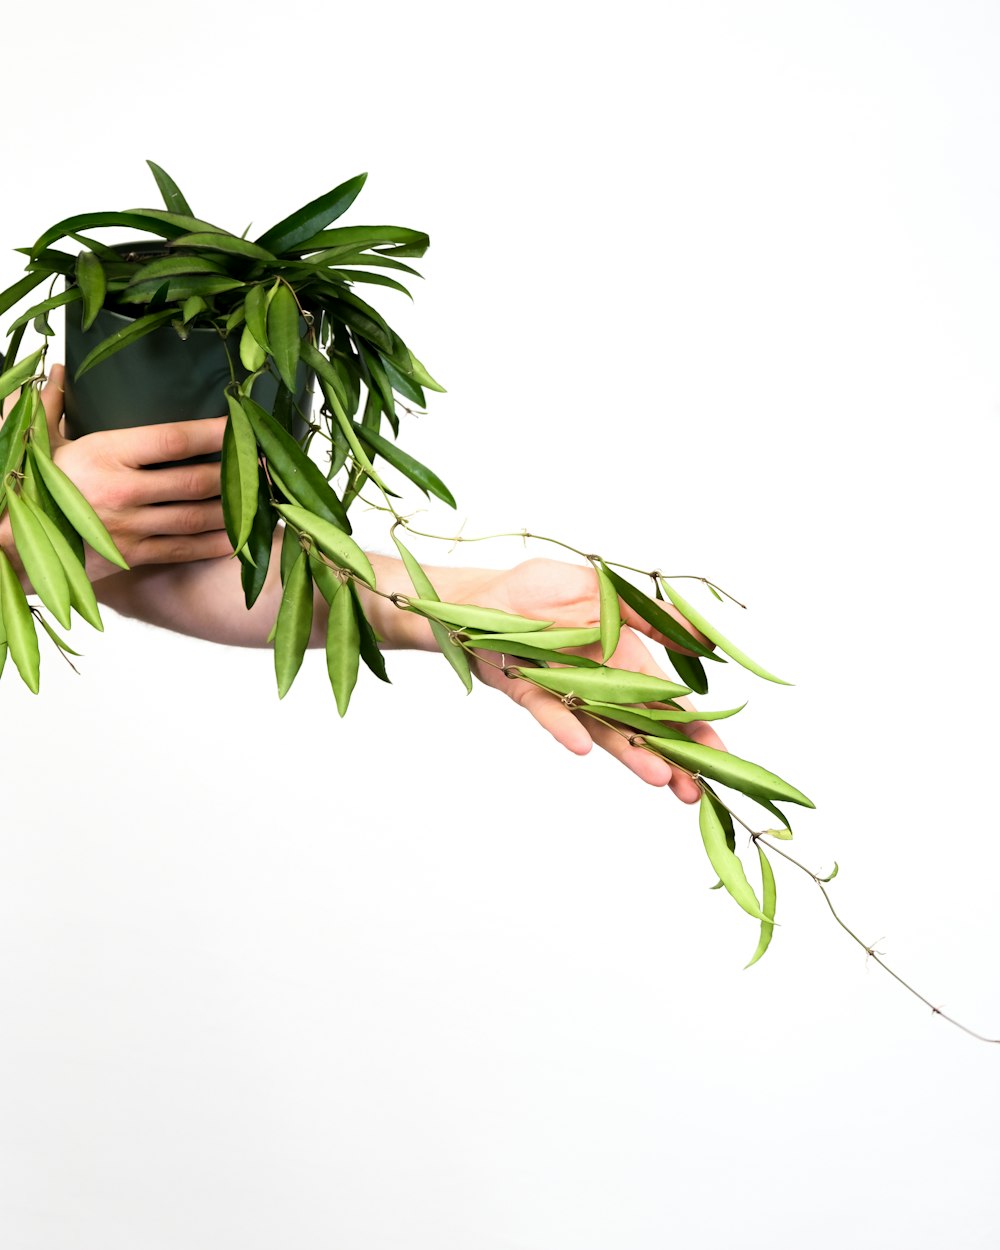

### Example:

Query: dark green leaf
xmin=29 ymin=211 xmax=200 ymax=257
xmin=75 ymin=251 xmax=106 ymax=331
xmin=665 ymin=650 xmax=709 ymax=696
xmin=231 ymin=396 xmax=352 ymax=533
xmin=275 ymin=503 xmax=375 ymax=587
xmin=267 ymin=283 xmax=301 ymax=392
xmin=244 ymin=283 xmax=271 ymax=353
xmin=125 ymin=255 xmax=228 ymax=285
xmin=289 ymin=223 xmax=426 ymax=256
xmin=240 ymin=474 xmax=277 ymax=609
xmin=146 ymin=160 xmax=194 ymax=216
xmin=352 ymin=420 xmax=456 ymax=508
xmin=171 ymin=232 xmax=276 ymax=262
xmin=0 ymin=269 xmax=49 ymax=318
xmin=273 ymin=550 xmax=313 ymax=698
xmin=256 ymin=173 xmax=368 ymax=255
xmin=6 ymin=288 xmax=81 ymax=336
xmin=351 ymin=583 xmax=389 ymax=683
xmin=117 ymin=275 xmax=244 ymax=304
xmin=73 ymin=309 xmax=175 ymax=378
xmin=380 ymin=354 xmax=425 ymax=406
xmin=603 ymin=565 xmax=719 ymax=661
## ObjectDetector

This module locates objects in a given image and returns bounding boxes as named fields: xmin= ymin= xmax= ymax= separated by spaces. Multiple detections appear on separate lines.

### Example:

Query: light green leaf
xmin=818 ymin=862 xmax=839 ymax=882
xmin=511 ymin=666 xmax=691 ymax=704
xmin=699 ymin=793 xmax=769 ymax=922
xmin=596 ymin=563 xmax=621 ymax=663
xmin=392 ymin=531 xmax=472 ymax=692
xmin=745 ymin=843 xmax=777 ymax=967
xmin=0 ymin=349 xmax=45 ymax=404
xmin=267 ymin=283 xmax=301 ymax=392
xmin=275 ymin=503 xmax=375 ymax=588
xmin=644 ymin=735 xmax=815 ymax=808
xmin=29 ymin=447 xmax=129 ymax=569
xmin=405 ymin=599 xmax=553 ymax=633
xmin=0 ymin=548 xmax=39 ymax=693
xmin=326 ymin=572 xmax=360 ymax=715
xmin=659 ymin=577 xmax=791 ymax=685
xmin=22 ymin=494 xmax=102 ymax=630
xmin=273 ymin=550 xmax=313 ymax=698
xmin=5 ymin=489 xmax=71 ymax=628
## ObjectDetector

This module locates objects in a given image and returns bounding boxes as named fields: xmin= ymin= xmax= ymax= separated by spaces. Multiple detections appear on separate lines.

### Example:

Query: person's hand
xmin=1 ymin=363 xmax=232 ymax=582
xmin=436 ymin=557 xmax=727 ymax=803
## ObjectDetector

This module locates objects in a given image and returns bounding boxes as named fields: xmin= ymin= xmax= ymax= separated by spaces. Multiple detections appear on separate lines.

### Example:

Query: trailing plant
xmin=0 ymin=163 xmax=995 ymax=1044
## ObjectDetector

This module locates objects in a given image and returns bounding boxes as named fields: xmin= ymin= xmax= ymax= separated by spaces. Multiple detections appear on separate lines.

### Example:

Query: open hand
xmin=444 ymin=557 xmax=727 ymax=802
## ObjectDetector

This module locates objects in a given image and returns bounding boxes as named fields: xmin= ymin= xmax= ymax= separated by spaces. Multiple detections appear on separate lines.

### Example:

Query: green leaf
xmin=511 ymin=666 xmax=691 ymax=704
xmin=405 ymin=351 xmax=446 ymax=393
xmin=405 ymin=599 xmax=553 ymax=633
xmin=36 ymin=613 xmax=82 ymax=657
xmin=577 ymin=702 xmax=690 ymax=739
xmin=763 ymin=826 xmax=793 ymax=841
xmin=29 ymin=211 xmax=201 ymax=257
xmin=470 ymin=626 xmax=601 ymax=650
xmin=391 ymin=531 xmax=472 ymax=692
xmin=351 ymin=583 xmax=390 ymax=683
xmin=352 ymin=420 xmax=456 ymax=508
xmin=75 ymin=251 xmax=106 ymax=331
xmin=0 ymin=348 xmax=44 ymax=404
xmin=745 ymin=843 xmax=777 ymax=968
xmin=635 ymin=702 xmax=747 ymax=724
xmin=659 ymin=577 xmax=792 ymax=685
xmin=595 ymin=563 xmax=621 ymax=662
xmin=275 ymin=503 xmax=375 ymax=588
xmin=289 ymin=223 xmax=426 ymax=256
xmin=462 ymin=636 xmax=601 ymax=668
xmin=4 ymin=488 xmax=72 ymax=628
xmin=29 ymin=447 xmax=129 ymax=569
xmin=21 ymin=494 xmax=102 ymax=630
xmin=603 ymin=565 xmax=720 ymax=661
xmin=117 ymin=275 xmax=244 ymax=305
xmin=665 ymin=650 xmax=709 ymax=696
xmin=0 ymin=270 xmax=49 ymax=319
xmin=698 ymin=792 xmax=769 ymax=923
xmin=239 ymin=323 xmax=267 ymax=373
xmin=123 ymin=208 xmax=231 ymax=235
xmin=273 ymin=550 xmax=313 ymax=698
xmin=171 ymin=232 xmax=277 ymax=262
xmin=7 ymin=288 xmax=83 ymax=336
xmin=74 ymin=309 xmax=175 ymax=378
xmin=240 ymin=396 xmax=351 ymax=533
xmin=644 ymin=735 xmax=815 ymax=808
xmin=818 ymin=862 xmax=839 ymax=882
xmin=146 ymin=160 xmax=194 ymax=216
xmin=240 ymin=474 xmax=277 ymax=609
xmin=256 ymin=173 xmax=369 ymax=256
xmin=0 ymin=548 xmax=39 ymax=693
xmin=125 ymin=255 xmax=228 ymax=286
xmin=244 ymin=283 xmax=271 ymax=353
xmin=267 ymin=283 xmax=302 ymax=392
xmin=325 ymin=573 xmax=360 ymax=716
xmin=380 ymin=354 xmax=425 ymax=406
xmin=219 ymin=397 xmax=260 ymax=555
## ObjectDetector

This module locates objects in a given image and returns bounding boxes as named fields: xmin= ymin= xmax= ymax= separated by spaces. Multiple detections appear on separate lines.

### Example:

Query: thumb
xmin=40 ymin=363 xmax=67 ymax=449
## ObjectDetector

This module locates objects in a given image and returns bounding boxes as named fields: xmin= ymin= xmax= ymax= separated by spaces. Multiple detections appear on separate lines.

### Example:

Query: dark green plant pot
xmin=63 ymin=289 xmax=313 ymax=462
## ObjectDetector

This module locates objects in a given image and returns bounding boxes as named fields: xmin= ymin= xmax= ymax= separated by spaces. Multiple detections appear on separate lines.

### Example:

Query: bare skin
xmin=5 ymin=366 xmax=727 ymax=802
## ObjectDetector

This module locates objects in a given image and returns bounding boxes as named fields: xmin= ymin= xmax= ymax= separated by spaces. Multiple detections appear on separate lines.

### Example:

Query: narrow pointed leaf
xmin=240 ymin=474 xmax=277 ymax=609
xmin=36 ymin=614 xmax=82 ymax=656
xmin=659 ymin=577 xmax=791 ymax=685
xmin=603 ymin=565 xmax=719 ymax=661
xmin=267 ymin=283 xmax=301 ymax=392
xmin=290 ymin=223 xmax=426 ymax=256
xmin=351 ymin=584 xmax=389 ymax=682
xmin=470 ymin=626 xmax=601 ymax=650
xmin=256 ymin=173 xmax=368 ymax=255
xmin=5 ymin=489 xmax=71 ymax=627
xmin=146 ymin=160 xmax=193 ymax=215
xmin=512 ymin=666 xmax=691 ymax=704
xmin=818 ymin=862 xmax=839 ymax=882
xmin=75 ymin=251 xmax=106 ymax=331
xmin=645 ymin=736 xmax=815 ymax=808
xmin=244 ymin=284 xmax=271 ymax=353
xmin=239 ymin=323 xmax=267 ymax=372
xmin=30 ymin=211 xmax=201 ymax=257
xmin=391 ymin=531 xmax=472 ymax=692
xmin=577 ymin=703 xmax=690 ymax=739
xmin=22 ymin=495 xmax=102 ymax=630
xmin=637 ymin=702 xmax=747 ymax=723
xmin=464 ymin=636 xmax=600 ymax=668
xmin=7 ymin=288 xmax=82 ymax=335
xmin=117 ymin=275 xmax=244 ymax=304
xmin=352 ymin=420 xmax=456 ymax=507
xmin=699 ymin=793 xmax=769 ymax=922
xmin=275 ymin=503 xmax=375 ymax=588
xmin=240 ymin=396 xmax=351 ymax=532
xmin=745 ymin=844 xmax=777 ymax=968
xmin=325 ymin=574 xmax=360 ymax=715
xmin=0 ymin=270 xmax=49 ymax=318
xmin=273 ymin=550 xmax=313 ymax=698
xmin=405 ymin=351 xmax=445 ymax=393
xmin=29 ymin=447 xmax=129 ymax=568
xmin=406 ymin=599 xmax=553 ymax=633
xmin=596 ymin=563 xmax=621 ymax=662
xmin=0 ymin=349 xmax=44 ymax=403
xmin=665 ymin=650 xmax=709 ymax=695
xmin=74 ymin=309 xmax=175 ymax=378
xmin=169 ymin=232 xmax=277 ymax=262
xmin=0 ymin=549 xmax=39 ymax=692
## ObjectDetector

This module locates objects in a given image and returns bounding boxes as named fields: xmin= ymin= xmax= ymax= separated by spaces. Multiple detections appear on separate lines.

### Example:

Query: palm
xmin=463 ymin=558 xmax=726 ymax=802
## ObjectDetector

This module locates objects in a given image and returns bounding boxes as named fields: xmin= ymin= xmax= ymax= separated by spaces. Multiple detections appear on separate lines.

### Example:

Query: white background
xmin=2 ymin=2 xmax=999 ymax=1247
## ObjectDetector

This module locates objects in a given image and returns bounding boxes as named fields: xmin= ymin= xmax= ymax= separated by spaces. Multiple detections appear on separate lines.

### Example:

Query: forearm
xmin=94 ymin=529 xmax=494 ymax=652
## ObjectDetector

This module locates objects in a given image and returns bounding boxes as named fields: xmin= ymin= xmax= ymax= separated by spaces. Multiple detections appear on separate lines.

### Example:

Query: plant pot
xmin=63 ymin=261 xmax=314 ymax=462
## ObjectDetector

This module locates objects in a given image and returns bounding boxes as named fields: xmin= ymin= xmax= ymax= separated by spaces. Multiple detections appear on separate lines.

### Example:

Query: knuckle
xmin=156 ymin=425 xmax=190 ymax=462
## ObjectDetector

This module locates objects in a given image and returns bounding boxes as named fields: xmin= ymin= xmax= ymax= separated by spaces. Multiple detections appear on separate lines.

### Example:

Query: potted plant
xmin=0 ymin=163 xmax=993 ymax=1036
